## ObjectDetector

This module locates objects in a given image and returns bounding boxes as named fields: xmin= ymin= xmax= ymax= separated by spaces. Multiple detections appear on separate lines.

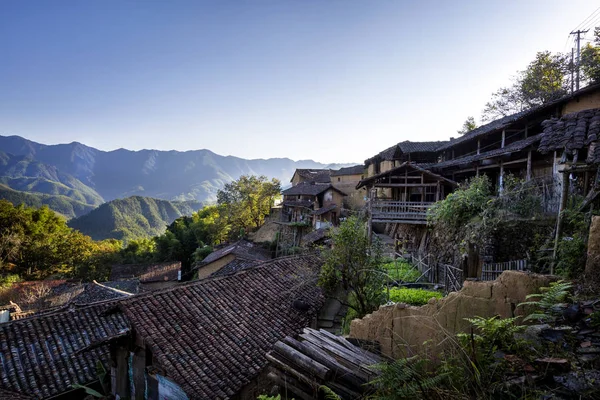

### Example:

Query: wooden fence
xmin=409 ymin=253 xmax=527 ymax=292
xmin=481 ymin=259 xmax=527 ymax=281
xmin=409 ymin=253 xmax=463 ymax=294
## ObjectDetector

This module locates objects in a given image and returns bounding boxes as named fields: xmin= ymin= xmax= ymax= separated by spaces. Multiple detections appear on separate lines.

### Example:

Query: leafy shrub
xmin=0 ymin=274 xmax=21 ymax=288
xmin=382 ymin=259 xmax=420 ymax=283
xmin=428 ymin=175 xmax=492 ymax=228
xmin=388 ymin=287 xmax=443 ymax=306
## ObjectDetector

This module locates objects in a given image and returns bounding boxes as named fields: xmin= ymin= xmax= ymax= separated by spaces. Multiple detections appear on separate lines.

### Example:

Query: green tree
xmin=457 ymin=116 xmax=478 ymax=135
xmin=318 ymin=216 xmax=386 ymax=318
xmin=582 ymin=27 xmax=600 ymax=84
xmin=482 ymin=51 xmax=569 ymax=121
xmin=0 ymin=200 xmax=122 ymax=280
xmin=217 ymin=175 xmax=281 ymax=234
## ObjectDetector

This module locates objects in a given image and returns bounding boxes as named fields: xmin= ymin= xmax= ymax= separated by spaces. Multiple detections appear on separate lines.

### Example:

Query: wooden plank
xmin=374 ymin=183 xmax=438 ymax=188
xmin=266 ymin=351 xmax=319 ymax=390
xmin=273 ymin=341 xmax=330 ymax=380
xmin=267 ymin=371 xmax=314 ymax=400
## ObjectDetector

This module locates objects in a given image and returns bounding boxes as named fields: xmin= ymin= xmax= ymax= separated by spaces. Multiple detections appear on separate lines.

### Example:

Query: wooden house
xmin=192 ymin=239 xmax=271 ymax=279
xmin=281 ymin=182 xmax=347 ymax=228
xmin=330 ymin=164 xmax=366 ymax=208
xmin=108 ymin=255 xmax=324 ymax=400
xmin=357 ymin=162 xmax=457 ymax=225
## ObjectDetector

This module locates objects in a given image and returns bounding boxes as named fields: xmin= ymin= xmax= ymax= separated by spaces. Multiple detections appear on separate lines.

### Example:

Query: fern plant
xmin=462 ymin=316 xmax=525 ymax=353
xmin=368 ymin=356 xmax=446 ymax=399
xmin=319 ymin=386 xmax=342 ymax=400
xmin=518 ymin=280 xmax=573 ymax=323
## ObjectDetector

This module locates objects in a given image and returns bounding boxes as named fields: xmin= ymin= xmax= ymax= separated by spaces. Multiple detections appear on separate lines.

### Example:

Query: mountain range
xmin=0 ymin=135 xmax=353 ymax=219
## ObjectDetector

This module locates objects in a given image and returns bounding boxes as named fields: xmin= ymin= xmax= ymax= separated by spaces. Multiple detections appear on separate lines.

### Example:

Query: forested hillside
xmin=0 ymin=135 xmax=351 ymax=206
xmin=67 ymin=196 xmax=203 ymax=241
xmin=0 ymin=184 xmax=95 ymax=218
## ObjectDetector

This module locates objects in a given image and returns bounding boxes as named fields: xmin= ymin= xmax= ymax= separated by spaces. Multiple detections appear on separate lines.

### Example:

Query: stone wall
xmin=349 ymin=271 xmax=555 ymax=359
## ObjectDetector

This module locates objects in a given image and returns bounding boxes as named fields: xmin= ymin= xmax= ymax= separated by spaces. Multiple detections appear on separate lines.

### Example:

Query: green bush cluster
xmin=382 ymin=259 xmax=421 ymax=283
xmin=387 ymin=287 xmax=443 ymax=306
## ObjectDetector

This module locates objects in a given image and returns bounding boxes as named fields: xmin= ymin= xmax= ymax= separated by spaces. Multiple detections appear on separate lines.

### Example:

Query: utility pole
xmin=571 ymin=29 xmax=589 ymax=91
xmin=571 ymin=48 xmax=575 ymax=94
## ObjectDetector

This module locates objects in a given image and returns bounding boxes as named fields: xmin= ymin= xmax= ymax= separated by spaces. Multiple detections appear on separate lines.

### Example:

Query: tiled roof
xmin=199 ymin=239 xmax=271 ymax=265
xmin=331 ymin=165 xmax=364 ymax=176
xmin=312 ymin=204 xmax=337 ymax=216
xmin=301 ymin=228 xmax=330 ymax=245
xmin=0 ymin=389 xmax=33 ymax=400
xmin=432 ymin=134 xmax=542 ymax=170
xmin=282 ymin=182 xmax=346 ymax=197
xmin=366 ymin=141 xmax=448 ymax=163
xmin=539 ymin=108 xmax=600 ymax=163
xmin=398 ymin=141 xmax=449 ymax=153
xmin=209 ymin=258 xmax=264 ymax=278
xmin=437 ymin=83 xmax=600 ymax=152
xmin=71 ymin=281 xmax=138 ymax=305
xmin=119 ymin=255 xmax=324 ymax=399
xmin=282 ymin=200 xmax=314 ymax=209
xmin=292 ymin=169 xmax=332 ymax=183
xmin=0 ymin=301 xmax=129 ymax=399
xmin=110 ymin=262 xmax=181 ymax=283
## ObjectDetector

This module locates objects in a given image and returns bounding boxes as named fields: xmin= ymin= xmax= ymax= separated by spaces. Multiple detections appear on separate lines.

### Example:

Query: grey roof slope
xmin=282 ymin=182 xmax=347 ymax=196
xmin=438 ymin=83 xmax=600 ymax=152
xmin=110 ymin=261 xmax=181 ymax=283
xmin=331 ymin=165 xmax=364 ymax=176
xmin=366 ymin=141 xmax=448 ymax=163
xmin=0 ymin=301 xmax=129 ymax=399
xmin=539 ymin=108 xmax=600 ymax=163
xmin=119 ymin=255 xmax=324 ymax=399
xmin=291 ymin=169 xmax=332 ymax=183
xmin=209 ymin=258 xmax=264 ymax=278
xmin=199 ymin=239 xmax=271 ymax=266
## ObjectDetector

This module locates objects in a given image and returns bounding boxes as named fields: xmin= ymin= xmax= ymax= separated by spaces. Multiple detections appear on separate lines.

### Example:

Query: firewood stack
xmin=266 ymin=328 xmax=383 ymax=400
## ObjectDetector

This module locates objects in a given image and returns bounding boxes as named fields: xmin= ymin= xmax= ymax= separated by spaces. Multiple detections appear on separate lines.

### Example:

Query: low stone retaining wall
xmin=349 ymin=271 xmax=555 ymax=359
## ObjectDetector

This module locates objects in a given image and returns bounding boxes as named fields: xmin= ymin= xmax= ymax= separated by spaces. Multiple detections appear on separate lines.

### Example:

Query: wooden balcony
xmin=370 ymin=200 xmax=433 ymax=224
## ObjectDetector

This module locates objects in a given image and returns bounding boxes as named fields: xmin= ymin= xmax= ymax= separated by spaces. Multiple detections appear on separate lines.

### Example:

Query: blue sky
xmin=1 ymin=1 xmax=598 ymax=163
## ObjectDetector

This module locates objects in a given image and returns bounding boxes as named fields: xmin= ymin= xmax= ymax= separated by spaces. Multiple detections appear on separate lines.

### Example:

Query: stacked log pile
xmin=266 ymin=328 xmax=383 ymax=399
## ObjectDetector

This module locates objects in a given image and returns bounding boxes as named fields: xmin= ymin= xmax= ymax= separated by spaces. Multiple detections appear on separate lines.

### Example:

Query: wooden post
xmin=476 ymin=165 xmax=479 ymax=177
xmin=501 ymin=129 xmax=505 ymax=148
xmin=477 ymin=139 xmax=481 ymax=155
xmin=526 ymin=150 xmax=532 ymax=181
xmin=552 ymin=171 xmax=570 ymax=274
xmin=499 ymin=161 xmax=504 ymax=192
xmin=367 ymin=189 xmax=374 ymax=243
xmin=524 ymin=124 xmax=528 ymax=139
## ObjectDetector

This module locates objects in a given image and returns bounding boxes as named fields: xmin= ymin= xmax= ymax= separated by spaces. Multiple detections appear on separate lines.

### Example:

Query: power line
xmin=573 ymin=6 xmax=600 ymax=31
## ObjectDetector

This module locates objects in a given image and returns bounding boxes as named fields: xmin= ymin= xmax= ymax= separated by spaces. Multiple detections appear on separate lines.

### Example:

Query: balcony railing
xmin=370 ymin=201 xmax=433 ymax=223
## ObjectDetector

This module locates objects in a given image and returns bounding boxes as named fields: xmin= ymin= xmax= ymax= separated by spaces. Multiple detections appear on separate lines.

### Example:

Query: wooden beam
xmin=526 ymin=151 xmax=532 ymax=181
xmin=374 ymin=183 xmax=438 ymax=188
xmin=499 ymin=161 xmax=504 ymax=192
xmin=552 ymin=170 xmax=570 ymax=274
